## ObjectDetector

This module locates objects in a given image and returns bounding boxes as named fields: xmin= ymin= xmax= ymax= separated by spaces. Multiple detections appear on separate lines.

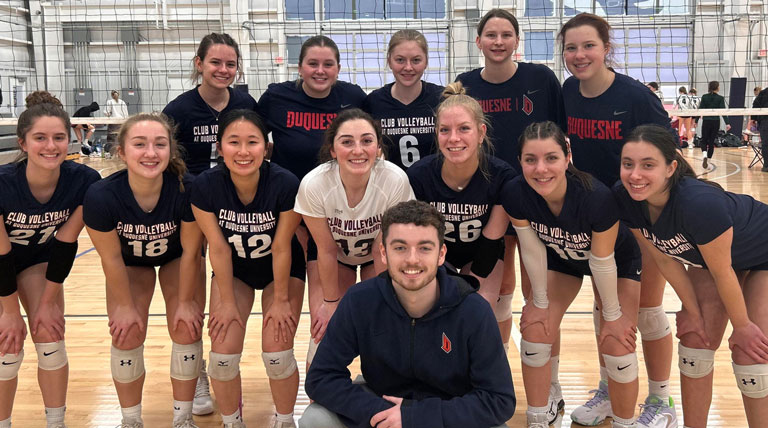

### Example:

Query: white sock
xmin=222 ymin=408 xmax=242 ymax=424
xmin=172 ymin=400 xmax=193 ymax=423
xmin=45 ymin=406 xmax=66 ymax=425
xmin=527 ymin=404 xmax=549 ymax=414
xmin=649 ymin=379 xmax=670 ymax=400
xmin=0 ymin=417 xmax=10 ymax=428
xmin=275 ymin=412 xmax=294 ymax=422
xmin=83 ymin=138 xmax=90 ymax=145
xmin=600 ymin=366 xmax=608 ymax=382
xmin=612 ymin=414 xmax=636 ymax=426
xmin=550 ymin=356 xmax=560 ymax=384
xmin=120 ymin=403 xmax=142 ymax=424
xmin=503 ymin=342 xmax=509 ymax=353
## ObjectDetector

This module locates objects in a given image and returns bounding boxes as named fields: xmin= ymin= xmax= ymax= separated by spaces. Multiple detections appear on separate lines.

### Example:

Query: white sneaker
xmin=192 ymin=359 xmax=214 ymax=416
xmin=223 ymin=422 xmax=246 ymax=428
xmin=269 ymin=415 xmax=296 ymax=428
xmin=117 ymin=421 xmax=143 ymax=428
xmin=173 ymin=415 xmax=199 ymax=428
xmin=637 ymin=395 xmax=678 ymax=428
xmin=570 ymin=380 xmax=612 ymax=426
xmin=548 ymin=383 xmax=564 ymax=428
xmin=47 ymin=424 xmax=67 ymax=428
xmin=527 ymin=410 xmax=550 ymax=428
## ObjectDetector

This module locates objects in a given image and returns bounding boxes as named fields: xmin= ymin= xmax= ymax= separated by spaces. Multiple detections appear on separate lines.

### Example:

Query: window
xmin=323 ymin=0 xmax=445 ymax=19
xmin=525 ymin=0 xmax=555 ymax=17
xmin=524 ymin=32 xmax=554 ymax=61
xmin=286 ymin=36 xmax=311 ymax=64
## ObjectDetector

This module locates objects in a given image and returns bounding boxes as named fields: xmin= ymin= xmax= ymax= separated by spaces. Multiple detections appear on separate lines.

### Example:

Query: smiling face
xmin=562 ymin=25 xmax=610 ymax=82
xmin=381 ymin=222 xmax=446 ymax=294
xmin=119 ymin=120 xmax=171 ymax=181
xmin=437 ymin=105 xmax=485 ymax=167
xmin=476 ymin=17 xmax=519 ymax=65
xmin=217 ymin=118 xmax=266 ymax=177
xmin=299 ymin=46 xmax=341 ymax=98
xmin=19 ymin=116 xmax=69 ymax=171
xmin=195 ymin=43 xmax=238 ymax=90
xmin=620 ymin=140 xmax=676 ymax=204
xmin=520 ymin=137 xmax=570 ymax=200
xmin=330 ymin=118 xmax=380 ymax=177
xmin=388 ymin=40 xmax=428 ymax=88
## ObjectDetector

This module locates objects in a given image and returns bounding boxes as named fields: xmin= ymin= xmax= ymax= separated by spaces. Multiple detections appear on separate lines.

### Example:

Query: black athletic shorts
xmin=214 ymin=237 xmax=306 ymax=290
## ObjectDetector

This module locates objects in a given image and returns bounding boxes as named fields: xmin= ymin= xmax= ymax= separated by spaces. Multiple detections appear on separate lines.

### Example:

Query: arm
xmin=0 ymin=219 xmax=25 ymax=356
xmin=303 ymin=214 xmax=340 ymax=342
xmin=86 ymin=226 xmax=145 ymax=346
xmin=510 ymin=216 xmax=551 ymax=335
xmin=172 ymin=220 xmax=205 ymax=338
xmin=191 ymin=205 xmax=244 ymax=343
xmin=698 ymin=228 xmax=768 ymax=361
xmin=397 ymin=304 xmax=516 ymax=428
xmin=305 ymin=292 xmax=393 ymax=425
xmin=263 ymin=209 xmax=302 ymax=343
xmin=468 ymin=205 xmax=507 ymax=280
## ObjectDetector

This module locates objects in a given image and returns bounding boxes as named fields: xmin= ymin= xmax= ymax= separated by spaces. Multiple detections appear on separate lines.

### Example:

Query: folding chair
xmin=745 ymin=131 xmax=763 ymax=168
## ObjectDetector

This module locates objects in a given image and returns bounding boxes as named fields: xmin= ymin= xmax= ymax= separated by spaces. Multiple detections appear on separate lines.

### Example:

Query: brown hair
xmin=558 ymin=13 xmax=615 ymax=67
xmin=678 ymin=86 xmax=687 ymax=94
xmin=625 ymin=125 xmax=722 ymax=191
xmin=15 ymin=91 xmax=70 ymax=163
xmin=382 ymin=200 xmax=446 ymax=247
xmin=436 ymin=81 xmax=493 ymax=180
xmin=518 ymin=121 xmax=593 ymax=191
xmin=299 ymin=35 xmax=340 ymax=65
xmin=708 ymin=80 xmax=720 ymax=93
xmin=318 ymin=108 xmax=382 ymax=164
xmin=191 ymin=33 xmax=243 ymax=83
xmin=387 ymin=29 xmax=429 ymax=61
xmin=477 ymin=8 xmax=519 ymax=37
xmin=116 ymin=113 xmax=187 ymax=192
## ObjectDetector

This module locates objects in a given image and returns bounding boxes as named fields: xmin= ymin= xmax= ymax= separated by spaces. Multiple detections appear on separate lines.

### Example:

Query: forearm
xmin=710 ymin=268 xmax=750 ymax=327
xmin=177 ymin=250 xmax=201 ymax=302
xmin=316 ymin=248 xmax=340 ymax=301
xmin=103 ymin=257 xmax=136 ymax=307
xmin=271 ymin=242 xmax=291 ymax=302
xmin=0 ymin=294 xmax=21 ymax=315
xmin=512 ymin=224 xmax=548 ymax=307
xmin=209 ymin=245 xmax=236 ymax=303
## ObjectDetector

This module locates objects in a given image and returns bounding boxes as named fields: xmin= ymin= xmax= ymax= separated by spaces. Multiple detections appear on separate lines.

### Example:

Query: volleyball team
xmin=2 ymin=8 xmax=768 ymax=428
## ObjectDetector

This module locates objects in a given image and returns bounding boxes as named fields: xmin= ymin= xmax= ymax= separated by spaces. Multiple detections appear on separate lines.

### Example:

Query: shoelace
xmin=637 ymin=401 xmax=664 ymax=425
xmin=583 ymin=388 xmax=609 ymax=409
xmin=195 ymin=367 xmax=210 ymax=398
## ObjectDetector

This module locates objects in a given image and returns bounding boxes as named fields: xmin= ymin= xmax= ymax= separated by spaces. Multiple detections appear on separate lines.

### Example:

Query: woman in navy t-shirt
xmin=558 ymin=14 xmax=677 ymax=425
xmin=616 ymin=124 xmax=768 ymax=427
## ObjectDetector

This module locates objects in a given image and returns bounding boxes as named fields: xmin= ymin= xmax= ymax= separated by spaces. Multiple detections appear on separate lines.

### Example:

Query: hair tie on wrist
xmin=323 ymin=297 xmax=340 ymax=303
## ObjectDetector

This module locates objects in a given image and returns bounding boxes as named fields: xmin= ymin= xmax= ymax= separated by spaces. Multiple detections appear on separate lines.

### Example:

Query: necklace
xmin=204 ymin=102 xmax=221 ymax=122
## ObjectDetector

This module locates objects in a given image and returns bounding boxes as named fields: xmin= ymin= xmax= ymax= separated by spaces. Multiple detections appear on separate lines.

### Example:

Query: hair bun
xmin=441 ymin=81 xmax=467 ymax=99
xmin=25 ymin=91 xmax=63 ymax=108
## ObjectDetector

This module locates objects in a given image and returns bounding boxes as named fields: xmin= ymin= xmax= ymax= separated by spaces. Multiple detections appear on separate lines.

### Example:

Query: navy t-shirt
xmin=163 ymin=86 xmax=259 ymax=175
xmin=258 ymin=80 xmax=367 ymax=179
xmin=455 ymin=63 xmax=566 ymax=171
xmin=0 ymin=161 xmax=100 ymax=265
xmin=83 ymin=170 xmax=194 ymax=267
xmin=613 ymin=177 xmax=768 ymax=270
xmin=407 ymin=154 xmax=516 ymax=267
xmin=563 ymin=72 xmax=674 ymax=187
xmin=362 ymin=81 xmax=443 ymax=170
xmin=503 ymin=173 xmax=636 ymax=272
xmin=189 ymin=162 xmax=299 ymax=272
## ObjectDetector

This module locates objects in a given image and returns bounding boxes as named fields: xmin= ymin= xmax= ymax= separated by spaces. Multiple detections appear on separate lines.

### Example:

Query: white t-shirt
xmin=294 ymin=159 xmax=414 ymax=265
xmin=105 ymin=98 xmax=129 ymax=118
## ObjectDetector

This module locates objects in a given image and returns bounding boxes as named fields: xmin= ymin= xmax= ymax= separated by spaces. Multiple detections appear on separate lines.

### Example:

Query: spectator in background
xmin=104 ymin=90 xmax=129 ymax=119
xmin=675 ymin=86 xmax=693 ymax=143
xmin=698 ymin=80 xmax=731 ymax=169
xmin=646 ymin=82 xmax=663 ymax=101
xmin=72 ymin=101 xmax=99 ymax=155
xmin=750 ymin=86 xmax=768 ymax=172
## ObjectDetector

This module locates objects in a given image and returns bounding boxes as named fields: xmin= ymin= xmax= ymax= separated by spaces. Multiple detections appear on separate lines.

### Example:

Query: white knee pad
xmin=262 ymin=349 xmax=298 ymax=380
xmin=603 ymin=353 xmax=639 ymax=384
xmin=111 ymin=345 xmax=145 ymax=383
xmin=35 ymin=341 xmax=68 ymax=371
xmin=208 ymin=351 xmax=241 ymax=382
xmin=0 ymin=350 xmax=23 ymax=381
xmin=170 ymin=340 xmax=203 ymax=381
xmin=638 ymin=305 xmax=671 ymax=341
xmin=678 ymin=344 xmax=715 ymax=379
xmin=494 ymin=294 xmax=514 ymax=322
xmin=733 ymin=363 xmax=768 ymax=399
xmin=520 ymin=339 xmax=552 ymax=368
xmin=592 ymin=303 xmax=601 ymax=336
xmin=307 ymin=340 xmax=319 ymax=369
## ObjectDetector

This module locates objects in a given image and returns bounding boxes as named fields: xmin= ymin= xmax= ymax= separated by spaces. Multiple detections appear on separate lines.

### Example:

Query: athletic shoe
xmin=547 ymin=383 xmax=564 ymax=428
xmin=637 ymin=396 xmax=678 ymax=428
xmin=526 ymin=409 xmax=550 ymax=428
xmin=192 ymin=359 xmax=214 ymax=416
xmin=223 ymin=422 xmax=246 ymax=428
xmin=117 ymin=422 xmax=143 ymax=428
xmin=269 ymin=415 xmax=296 ymax=428
xmin=570 ymin=380 xmax=612 ymax=426
xmin=761 ymin=165 xmax=768 ymax=172
xmin=172 ymin=417 xmax=199 ymax=428
xmin=47 ymin=424 xmax=67 ymax=428
xmin=80 ymin=142 xmax=92 ymax=156
xmin=702 ymin=158 xmax=708 ymax=169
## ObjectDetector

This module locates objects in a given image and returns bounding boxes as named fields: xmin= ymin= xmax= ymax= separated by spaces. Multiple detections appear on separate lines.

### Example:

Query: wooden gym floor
xmin=10 ymin=145 xmax=768 ymax=427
